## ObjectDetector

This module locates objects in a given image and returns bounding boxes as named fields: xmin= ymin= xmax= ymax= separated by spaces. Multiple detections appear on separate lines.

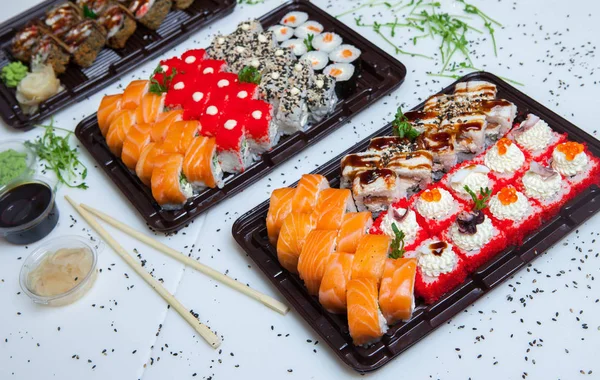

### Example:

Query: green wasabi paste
xmin=1 ymin=62 xmax=28 ymax=88
xmin=0 ymin=149 xmax=28 ymax=185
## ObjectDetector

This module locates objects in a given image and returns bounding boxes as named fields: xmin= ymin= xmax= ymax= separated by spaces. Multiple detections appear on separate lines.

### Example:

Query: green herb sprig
xmin=149 ymin=66 xmax=177 ymax=95
xmin=389 ymin=224 xmax=406 ymax=259
xmin=238 ymin=66 xmax=261 ymax=84
xmin=464 ymin=185 xmax=491 ymax=210
xmin=392 ymin=107 xmax=420 ymax=140
xmin=25 ymin=118 xmax=88 ymax=189
xmin=83 ymin=5 xmax=98 ymax=20
xmin=303 ymin=34 xmax=315 ymax=52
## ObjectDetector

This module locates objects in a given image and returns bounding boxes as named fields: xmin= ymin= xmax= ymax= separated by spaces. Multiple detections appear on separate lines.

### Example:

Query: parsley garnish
xmin=389 ymin=223 xmax=406 ymax=259
xmin=392 ymin=107 xmax=420 ymax=140
xmin=464 ymin=185 xmax=491 ymax=210
xmin=303 ymin=34 xmax=315 ymax=52
xmin=149 ymin=65 xmax=177 ymax=95
xmin=83 ymin=5 xmax=98 ymax=20
xmin=238 ymin=66 xmax=261 ymax=84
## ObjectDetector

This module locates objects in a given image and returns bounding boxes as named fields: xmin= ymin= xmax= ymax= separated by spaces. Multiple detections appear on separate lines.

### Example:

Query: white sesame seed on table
xmin=0 ymin=0 xmax=598 ymax=379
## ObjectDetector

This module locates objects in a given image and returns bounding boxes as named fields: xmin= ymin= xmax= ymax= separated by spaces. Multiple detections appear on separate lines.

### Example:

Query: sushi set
xmin=232 ymin=72 xmax=600 ymax=372
xmin=0 ymin=0 xmax=236 ymax=130
xmin=75 ymin=0 xmax=407 ymax=232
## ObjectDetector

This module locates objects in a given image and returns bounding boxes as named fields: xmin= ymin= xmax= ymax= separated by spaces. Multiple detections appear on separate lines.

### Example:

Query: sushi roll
xmin=370 ymin=203 xmax=428 ymax=252
xmin=106 ymin=109 xmax=136 ymax=156
xmin=324 ymin=63 xmax=356 ymax=98
xmin=266 ymin=48 xmax=295 ymax=68
xmin=44 ymin=3 xmax=82 ymax=39
xmin=444 ymin=163 xmax=494 ymax=203
xmin=136 ymin=142 xmax=165 ymax=185
xmin=307 ymin=73 xmax=338 ymax=123
xmin=292 ymin=174 xmax=330 ymax=214
xmin=172 ymin=0 xmax=194 ymax=10
xmin=210 ymin=72 xmax=239 ymax=100
xmin=183 ymin=136 xmax=224 ymax=190
xmin=313 ymin=188 xmax=357 ymax=230
xmin=352 ymin=234 xmax=391 ymax=282
xmin=442 ymin=113 xmax=487 ymax=155
xmin=313 ymin=32 xmax=343 ymax=53
xmin=268 ymin=25 xmax=294 ymax=43
xmin=336 ymin=212 xmax=373 ymax=254
xmin=161 ymin=120 xmax=199 ymax=155
xmin=128 ymin=0 xmax=172 ymax=30
xmin=319 ymin=252 xmax=354 ymax=314
xmin=280 ymin=11 xmax=309 ymax=28
xmin=259 ymin=66 xmax=290 ymax=108
xmin=98 ymin=4 xmax=137 ymax=49
xmin=413 ymin=187 xmax=464 ymax=235
xmin=329 ymin=44 xmax=361 ymax=64
xmin=277 ymin=212 xmax=317 ymax=274
xmin=225 ymin=45 xmax=252 ymax=73
xmin=198 ymin=101 xmax=224 ymax=137
xmin=551 ymin=141 xmax=600 ymax=193
xmin=151 ymin=109 xmax=183 ymax=142
xmin=243 ymin=100 xmax=279 ymax=154
xmin=483 ymin=138 xmax=528 ymax=188
xmin=121 ymin=123 xmax=152 ymax=170
xmin=76 ymin=0 xmax=112 ymax=14
xmin=516 ymin=162 xmax=573 ymax=220
xmin=289 ymin=61 xmax=314 ymax=89
xmin=251 ymin=31 xmax=278 ymax=56
xmin=487 ymin=185 xmax=542 ymax=245
xmin=347 ymin=277 xmax=388 ymax=346
xmin=11 ymin=22 xmax=44 ymax=63
xmin=164 ymin=72 xmax=197 ymax=110
xmin=135 ymin=92 xmax=165 ymax=124
xmin=233 ymin=82 xmax=260 ymax=101
xmin=207 ymin=34 xmax=233 ymax=61
xmin=379 ymin=258 xmax=417 ymax=324
xmin=276 ymin=86 xmax=310 ymax=134
xmin=294 ymin=21 xmax=324 ymax=39
xmin=481 ymin=99 xmax=517 ymax=140
xmin=151 ymin=154 xmax=193 ymax=210
xmin=297 ymin=230 xmax=337 ymax=295
xmin=510 ymin=114 xmax=565 ymax=160
xmin=266 ymin=188 xmax=296 ymax=245
xmin=352 ymin=169 xmax=404 ymax=215
xmin=97 ymin=94 xmax=123 ymax=137
xmin=300 ymin=51 xmax=329 ymax=71
xmin=62 ymin=20 xmax=107 ymax=67
xmin=214 ymin=114 xmax=253 ymax=173
xmin=280 ymin=39 xmax=308 ymax=57
xmin=454 ymin=80 xmax=497 ymax=100
xmin=340 ymin=151 xmax=383 ymax=188
xmin=234 ymin=19 xmax=263 ymax=34
xmin=385 ymin=150 xmax=434 ymax=192
xmin=197 ymin=59 xmax=227 ymax=76
xmin=32 ymin=34 xmax=71 ymax=75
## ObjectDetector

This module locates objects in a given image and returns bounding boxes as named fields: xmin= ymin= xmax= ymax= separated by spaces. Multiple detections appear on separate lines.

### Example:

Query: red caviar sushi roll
xmin=165 ymin=72 xmax=197 ymax=110
xmin=242 ymin=100 xmax=279 ymax=154
xmin=412 ymin=186 xmax=464 ymax=236
xmin=151 ymin=154 xmax=192 ymax=210
xmin=198 ymin=101 xmax=225 ymax=137
xmin=232 ymin=82 xmax=260 ymax=101
xmin=214 ymin=113 xmax=252 ymax=173
xmin=182 ymin=88 xmax=211 ymax=121
xmin=441 ymin=162 xmax=497 ymax=204
xmin=209 ymin=72 xmax=239 ymax=100
xmin=482 ymin=138 xmax=529 ymax=188
xmin=197 ymin=59 xmax=227 ymax=76
xmin=508 ymin=114 xmax=566 ymax=161
xmin=154 ymin=57 xmax=185 ymax=81
xmin=181 ymin=49 xmax=206 ymax=67
xmin=319 ymin=252 xmax=354 ymax=314
xmin=370 ymin=199 xmax=429 ymax=252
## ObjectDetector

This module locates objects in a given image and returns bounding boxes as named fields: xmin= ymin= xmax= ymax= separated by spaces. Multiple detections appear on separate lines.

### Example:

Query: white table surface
xmin=1 ymin=0 xmax=598 ymax=379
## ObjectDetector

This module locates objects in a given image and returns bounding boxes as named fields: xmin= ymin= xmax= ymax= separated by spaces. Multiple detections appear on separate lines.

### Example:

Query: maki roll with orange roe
xmin=412 ymin=186 xmax=464 ymax=236
xmin=180 ymin=49 xmax=207 ymax=66
xmin=550 ymin=141 xmax=600 ymax=193
xmin=213 ymin=111 xmax=252 ymax=174
xmin=241 ymin=99 xmax=278 ymax=155
xmin=151 ymin=154 xmax=193 ymax=210
xmin=509 ymin=114 xmax=566 ymax=161
xmin=370 ymin=198 xmax=429 ymax=252
xmin=482 ymin=138 xmax=529 ymax=188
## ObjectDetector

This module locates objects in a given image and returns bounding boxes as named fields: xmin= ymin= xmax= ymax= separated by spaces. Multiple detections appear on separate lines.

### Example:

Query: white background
xmin=1 ymin=0 xmax=599 ymax=379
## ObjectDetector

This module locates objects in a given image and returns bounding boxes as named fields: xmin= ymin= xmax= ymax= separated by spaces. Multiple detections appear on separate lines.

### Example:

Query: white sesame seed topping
xmin=217 ymin=37 xmax=225 ymax=44
xmin=294 ymin=63 xmax=302 ymax=72
xmin=184 ymin=56 xmax=196 ymax=64
xmin=275 ymin=49 xmax=284 ymax=56
xmin=291 ymin=87 xmax=300 ymax=96
xmin=207 ymin=106 xmax=218 ymax=115
xmin=258 ymin=34 xmax=267 ymax=43
xmin=235 ymin=46 xmax=245 ymax=53
xmin=192 ymin=92 xmax=204 ymax=102
xmin=252 ymin=110 xmax=262 ymax=120
xmin=251 ymin=59 xmax=260 ymax=68
xmin=315 ymin=79 xmax=324 ymax=89
xmin=224 ymin=120 xmax=237 ymax=130
xmin=271 ymin=72 xmax=280 ymax=79
xmin=241 ymin=24 xmax=250 ymax=31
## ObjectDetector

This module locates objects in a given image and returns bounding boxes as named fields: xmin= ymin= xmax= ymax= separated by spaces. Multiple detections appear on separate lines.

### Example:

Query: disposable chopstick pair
xmin=65 ymin=196 xmax=221 ymax=348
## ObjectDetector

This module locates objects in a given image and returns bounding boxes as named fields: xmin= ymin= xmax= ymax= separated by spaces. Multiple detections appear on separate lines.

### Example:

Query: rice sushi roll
xmin=128 ymin=0 xmax=172 ymax=30
xmin=379 ymin=258 xmax=417 ymax=324
xmin=319 ymin=252 xmax=354 ymax=314
xmin=336 ymin=212 xmax=372 ymax=254
xmin=121 ymin=122 xmax=152 ymax=170
xmin=161 ymin=120 xmax=199 ymax=155
xmin=151 ymin=154 xmax=192 ymax=210
xmin=268 ymin=25 xmax=294 ymax=42
xmin=413 ymin=187 xmax=463 ymax=235
xmin=214 ymin=114 xmax=253 ymax=173
xmin=313 ymin=32 xmax=343 ymax=53
xmin=266 ymin=188 xmax=296 ymax=245
xmin=44 ymin=3 xmax=82 ymax=39
xmin=234 ymin=19 xmax=263 ymax=34
xmin=352 ymin=234 xmax=391 ymax=282
xmin=324 ymin=63 xmax=356 ymax=98
xmin=106 ymin=109 xmax=136 ymax=156
xmin=347 ymin=277 xmax=388 ymax=346
xmin=340 ymin=151 xmax=383 ymax=188
xmin=300 ymin=51 xmax=329 ymax=71
xmin=243 ymin=100 xmax=279 ymax=154
xmin=98 ymin=3 xmax=137 ymax=49
xmin=307 ymin=73 xmax=337 ymax=123
xmin=183 ymin=136 xmax=223 ymax=190
xmin=487 ymin=185 xmax=542 ymax=245
xmin=280 ymin=11 xmax=309 ymax=28
xmin=62 ymin=20 xmax=106 ymax=67
xmin=11 ymin=22 xmax=44 ymax=63
xmin=207 ymin=34 xmax=232 ymax=61
xmin=198 ymin=59 xmax=227 ymax=75
xmin=97 ymin=94 xmax=123 ymax=136
xmin=294 ymin=21 xmax=324 ymax=39
xmin=314 ymin=188 xmax=357 ymax=230
xmin=352 ymin=169 xmax=403 ymax=215
xmin=280 ymin=39 xmax=308 ymax=57
xmin=292 ymin=174 xmax=330 ymax=213
xmin=276 ymin=86 xmax=310 ymax=134
xmin=297 ymin=230 xmax=337 ymax=295
xmin=277 ymin=212 xmax=317 ymax=274
xmin=289 ymin=61 xmax=314 ymax=89
xmin=329 ymin=44 xmax=361 ymax=64
xmin=266 ymin=48 xmax=295 ymax=68
xmin=370 ymin=203 xmax=428 ymax=252
xmin=32 ymin=34 xmax=71 ymax=75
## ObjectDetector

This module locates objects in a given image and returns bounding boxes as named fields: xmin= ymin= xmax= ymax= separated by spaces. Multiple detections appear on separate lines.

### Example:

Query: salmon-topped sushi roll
xmin=135 ymin=92 xmax=165 ymax=124
xmin=266 ymin=188 xmax=296 ymax=245
xmin=122 ymin=80 xmax=149 ymax=110
xmin=151 ymin=110 xmax=183 ymax=142
xmin=182 ymin=136 xmax=223 ymax=190
xmin=162 ymin=120 xmax=200 ymax=155
xmin=136 ymin=142 xmax=165 ymax=186
xmin=122 ymin=123 xmax=152 ymax=170
xmin=97 ymin=94 xmax=123 ymax=137
xmin=292 ymin=174 xmax=330 ymax=213
xmin=277 ymin=212 xmax=316 ymax=274
xmin=314 ymin=188 xmax=357 ymax=230
xmin=352 ymin=235 xmax=391 ymax=282
xmin=297 ymin=230 xmax=337 ymax=295
xmin=337 ymin=212 xmax=372 ymax=253
xmin=379 ymin=258 xmax=417 ymax=325
xmin=106 ymin=109 xmax=136 ymax=157
xmin=151 ymin=154 xmax=193 ymax=210
xmin=347 ymin=277 xmax=388 ymax=346
xmin=318 ymin=252 xmax=354 ymax=314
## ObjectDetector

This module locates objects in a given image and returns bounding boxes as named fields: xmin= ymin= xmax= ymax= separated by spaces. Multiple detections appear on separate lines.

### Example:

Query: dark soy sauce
xmin=0 ymin=182 xmax=59 ymax=245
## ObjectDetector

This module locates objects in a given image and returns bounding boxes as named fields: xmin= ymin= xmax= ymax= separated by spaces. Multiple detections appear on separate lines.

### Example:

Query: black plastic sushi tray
xmin=0 ymin=0 xmax=236 ymax=130
xmin=232 ymin=71 xmax=600 ymax=372
xmin=75 ymin=0 xmax=408 ymax=232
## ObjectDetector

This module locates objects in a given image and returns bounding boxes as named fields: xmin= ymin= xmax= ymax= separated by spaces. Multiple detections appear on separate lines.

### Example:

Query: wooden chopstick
xmin=80 ymin=203 xmax=290 ymax=316
xmin=65 ymin=196 xmax=222 ymax=349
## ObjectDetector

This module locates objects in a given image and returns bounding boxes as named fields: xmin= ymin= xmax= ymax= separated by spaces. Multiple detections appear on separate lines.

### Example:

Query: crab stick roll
xmin=297 ymin=230 xmax=337 ymax=295
xmin=337 ymin=212 xmax=373 ymax=253
xmin=266 ymin=188 xmax=296 ymax=245
xmin=122 ymin=123 xmax=152 ymax=170
xmin=151 ymin=109 xmax=184 ymax=142
xmin=314 ymin=188 xmax=357 ymax=230
xmin=182 ymin=136 xmax=223 ymax=190
xmin=106 ymin=109 xmax=136 ymax=157
xmin=136 ymin=142 xmax=164 ymax=186
xmin=347 ymin=277 xmax=388 ymax=346
xmin=151 ymin=154 xmax=192 ymax=210
xmin=277 ymin=212 xmax=316 ymax=274
xmin=97 ymin=94 xmax=123 ymax=137
xmin=292 ymin=174 xmax=330 ymax=214
xmin=162 ymin=120 xmax=200 ymax=155
xmin=215 ymin=114 xmax=252 ymax=173
xmin=135 ymin=92 xmax=166 ymax=124
xmin=318 ymin=252 xmax=354 ymax=314
xmin=352 ymin=235 xmax=391 ymax=282
xmin=379 ymin=258 xmax=417 ymax=325
xmin=122 ymin=80 xmax=149 ymax=110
